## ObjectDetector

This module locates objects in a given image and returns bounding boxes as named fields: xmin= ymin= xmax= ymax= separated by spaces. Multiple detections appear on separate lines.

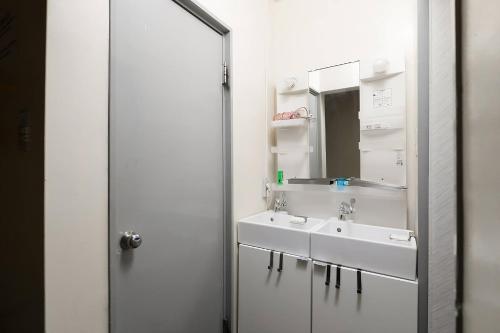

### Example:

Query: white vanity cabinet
xmin=312 ymin=261 xmax=418 ymax=333
xmin=238 ymin=244 xmax=312 ymax=333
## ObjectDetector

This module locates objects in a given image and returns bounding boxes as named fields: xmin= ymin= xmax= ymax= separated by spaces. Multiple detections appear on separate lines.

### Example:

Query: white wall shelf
xmin=271 ymin=146 xmax=313 ymax=154
xmin=278 ymin=88 xmax=309 ymax=95
xmin=271 ymin=183 xmax=406 ymax=199
xmin=359 ymin=71 xmax=402 ymax=83
xmin=271 ymin=118 xmax=309 ymax=128
xmin=360 ymin=126 xmax=399 ymax=132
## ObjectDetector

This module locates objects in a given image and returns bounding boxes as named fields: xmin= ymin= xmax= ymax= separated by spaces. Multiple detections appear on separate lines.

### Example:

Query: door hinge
xmin=222 ymin=61 xmax=229 ymax=86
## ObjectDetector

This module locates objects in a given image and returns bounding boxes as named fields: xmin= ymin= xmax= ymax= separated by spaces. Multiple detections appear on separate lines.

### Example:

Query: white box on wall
xmin=360 ymin=149 xmax=406 ymax=185
xmin=274 ymin=72 xmax=311 ymax=180
xmin=274 ymin=122 xmax=310 ymax=180
xmin=309 ymin=62 xmax=359 ymax=93
xmin=359 ymin=54 xmax=407 ymax=186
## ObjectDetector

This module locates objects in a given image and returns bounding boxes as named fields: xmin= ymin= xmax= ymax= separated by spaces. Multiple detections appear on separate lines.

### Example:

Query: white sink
xmin=311 ymin=218 xmax=417 ymax=280
xmin=238 ymin=211 xmax=325 ymax=257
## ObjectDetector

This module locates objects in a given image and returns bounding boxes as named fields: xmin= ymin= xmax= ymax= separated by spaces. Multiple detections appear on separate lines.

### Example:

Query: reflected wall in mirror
xmin=324 ymin=91 xmax=360 ymax=178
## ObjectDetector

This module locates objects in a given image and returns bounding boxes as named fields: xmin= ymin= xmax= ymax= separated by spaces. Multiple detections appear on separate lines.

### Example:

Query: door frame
xmin=107 ymin=0 xmax=233 ymax=331
xmin=418 ymin=0 xmax=459 ymax=332
xmin=427 ymin=0 xmax=459 ymax=330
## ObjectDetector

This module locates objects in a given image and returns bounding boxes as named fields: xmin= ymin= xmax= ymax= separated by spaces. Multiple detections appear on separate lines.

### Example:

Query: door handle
xmin=277 ymin=252 xmax=284 ymax=272
xmin=120 ymin=231 xmax=143 ymax=250
xmin=357 ymin=269 xmax=362 ymax=294
xmin=267 ymin=250 xmax=274 ymax=270
xmin=325 ymin=264 xmax=331 ymax=286
xmin=336 ymin=265 xmax=341 ymax=289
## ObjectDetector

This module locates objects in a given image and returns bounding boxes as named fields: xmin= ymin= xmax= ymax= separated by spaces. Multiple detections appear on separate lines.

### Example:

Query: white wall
xmin=285 ymin=188 xmax=407 ymax=229
xmin=195 ymin=0 xmax=270 ymax=216
xmin=45 ymin=0 xmax=109 ymax=332
xmin=269 ymin=0 xmax=418 ymax=230
xmin=463 ymin=0 xmax=500 ymax=330
xmin=45 ymin=0 xmax=271 ymax=331
xmin=195 ymin=0 xmax=272 ymax=328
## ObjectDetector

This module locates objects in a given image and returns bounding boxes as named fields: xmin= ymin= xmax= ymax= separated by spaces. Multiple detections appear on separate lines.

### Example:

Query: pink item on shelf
xmin=273 ymin=111 xmax=300 ymax=121
xmin=273 ymin=107 xmax=308 ymax=121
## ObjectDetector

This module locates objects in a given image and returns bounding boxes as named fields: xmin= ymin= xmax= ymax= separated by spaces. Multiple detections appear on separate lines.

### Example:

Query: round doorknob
xmin=120 ymin=231 xmax=142 ymax=250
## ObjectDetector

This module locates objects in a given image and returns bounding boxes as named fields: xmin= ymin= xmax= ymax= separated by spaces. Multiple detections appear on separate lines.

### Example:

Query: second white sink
xmin=311 ymin=218 xmax=417 ymax=280
xmin=238 ymin=211 xmax=325 ymax=257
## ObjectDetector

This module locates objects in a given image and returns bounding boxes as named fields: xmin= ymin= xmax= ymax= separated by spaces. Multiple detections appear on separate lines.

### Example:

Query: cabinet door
xmin=312 ymin=262 xmax=357 ymax=333
xmin=238 ymin=244 xmax=311 ymax=333
xmin=312 ymin=261 xmax=418 ymax=333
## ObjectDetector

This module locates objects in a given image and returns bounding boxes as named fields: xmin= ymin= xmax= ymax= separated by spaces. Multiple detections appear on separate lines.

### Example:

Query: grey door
xmin=109 ymin=1 xmax=226 ymax=332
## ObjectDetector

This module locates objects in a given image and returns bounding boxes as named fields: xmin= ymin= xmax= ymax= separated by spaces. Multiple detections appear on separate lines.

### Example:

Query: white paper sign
xmin=373 ymin=88 xmax=392 ymax=109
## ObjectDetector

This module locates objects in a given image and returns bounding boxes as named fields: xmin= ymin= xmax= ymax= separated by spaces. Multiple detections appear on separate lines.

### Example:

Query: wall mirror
xmin=308 ymin=62 xmax=361 ymax=180
xmin=274 ymin=56 xmax=407 ymax=188
xmin=303 ymin=58 xmax=407 ymax=187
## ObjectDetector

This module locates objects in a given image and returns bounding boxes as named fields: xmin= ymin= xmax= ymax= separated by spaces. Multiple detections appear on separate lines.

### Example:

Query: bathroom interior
xmin=2 ymin=0 xmax=500 ymax=332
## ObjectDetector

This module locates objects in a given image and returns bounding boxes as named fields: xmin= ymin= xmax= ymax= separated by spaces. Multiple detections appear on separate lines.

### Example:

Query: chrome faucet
xmin=339 ymin=198 xmax=356 ymax=221
xmin=274 ymin=192 xmax=288 ymax=212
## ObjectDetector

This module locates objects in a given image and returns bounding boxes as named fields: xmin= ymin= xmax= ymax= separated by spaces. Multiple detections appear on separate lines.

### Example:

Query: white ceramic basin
xmin=311 ymin=218 xmax=417 ymax=280
xmin=238 ymin=211 xmax=325 ymax=257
